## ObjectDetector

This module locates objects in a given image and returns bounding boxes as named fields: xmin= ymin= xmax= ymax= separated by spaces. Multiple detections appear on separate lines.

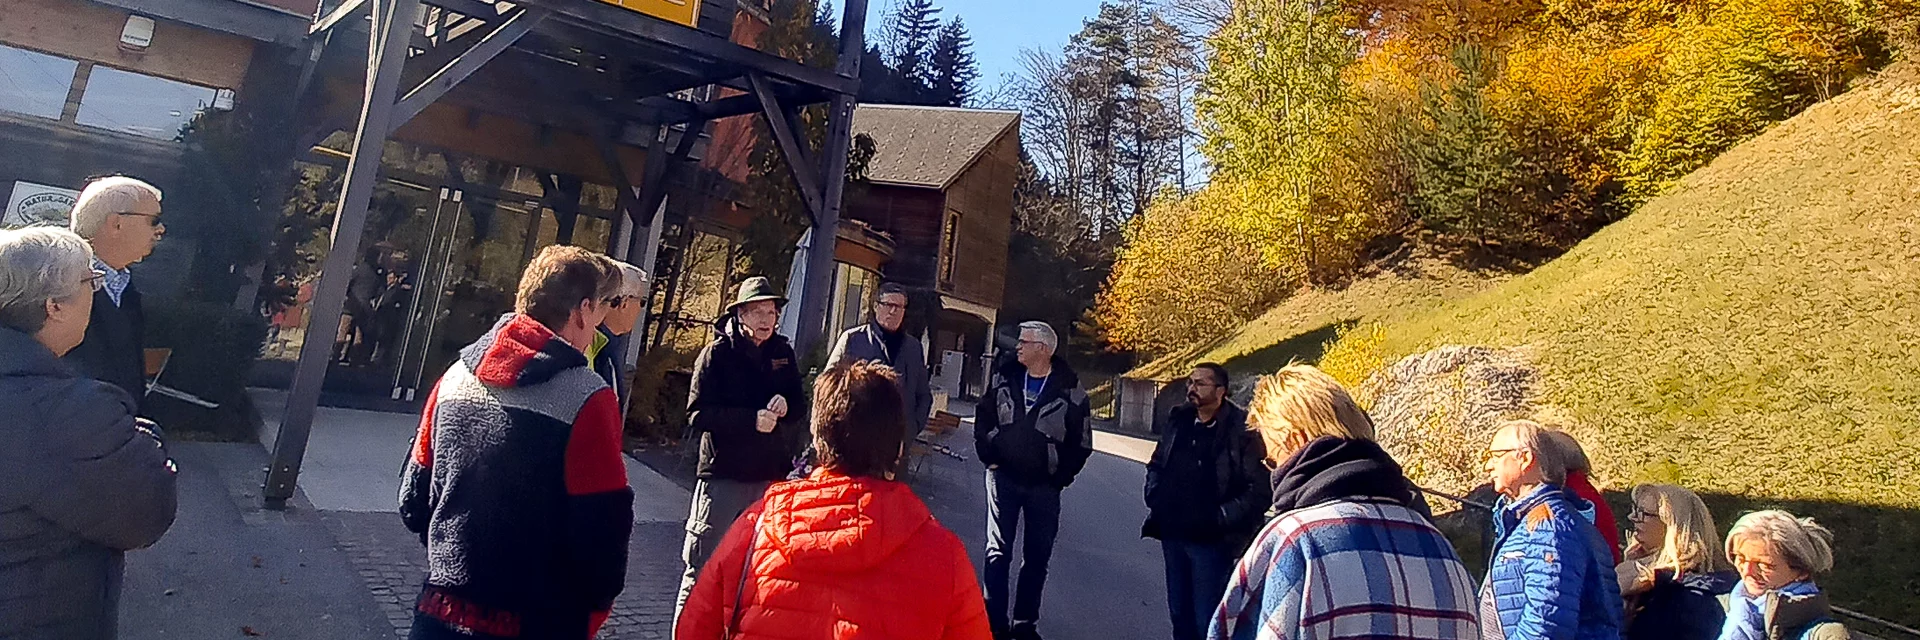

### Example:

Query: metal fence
xmin=1417 ymin=487 xmax=1920 ymax=640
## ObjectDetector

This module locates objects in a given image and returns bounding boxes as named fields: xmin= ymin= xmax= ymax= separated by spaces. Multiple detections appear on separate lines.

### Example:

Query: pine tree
xmin=883 ymin=0 xmax=942 ymax=94
xmin=927 ymin=17 xmax=979 ymax=106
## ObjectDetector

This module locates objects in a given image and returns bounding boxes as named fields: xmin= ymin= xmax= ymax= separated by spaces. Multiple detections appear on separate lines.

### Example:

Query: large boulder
xmin=1361 ymin=345 xmax=1541 ymax=498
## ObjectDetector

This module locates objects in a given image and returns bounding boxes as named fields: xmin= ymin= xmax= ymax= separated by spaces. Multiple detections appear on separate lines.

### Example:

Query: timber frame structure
xmin=263 ymin=0 xmax=869 ymax=507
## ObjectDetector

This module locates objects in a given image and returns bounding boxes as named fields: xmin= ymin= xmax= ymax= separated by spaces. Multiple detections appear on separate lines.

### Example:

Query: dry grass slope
xmin=1319 ymin=62 xmax=1920 ymax=622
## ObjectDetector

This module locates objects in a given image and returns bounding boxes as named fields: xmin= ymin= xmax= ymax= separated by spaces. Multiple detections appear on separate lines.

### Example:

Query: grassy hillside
xmin=1303 ymin=63 xmax=1920 ymax=622
xmin=1126 ymin=253 xmax=1511 ymax=383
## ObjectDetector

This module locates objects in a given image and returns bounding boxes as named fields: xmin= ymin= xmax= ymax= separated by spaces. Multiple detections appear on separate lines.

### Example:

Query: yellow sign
xmin=599 ymin=0 xmax=702 ymax=28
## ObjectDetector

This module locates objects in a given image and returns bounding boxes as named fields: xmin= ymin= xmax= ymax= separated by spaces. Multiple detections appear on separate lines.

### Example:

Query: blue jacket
xmin=1485 ymin=484 xmax=1623 ymax=640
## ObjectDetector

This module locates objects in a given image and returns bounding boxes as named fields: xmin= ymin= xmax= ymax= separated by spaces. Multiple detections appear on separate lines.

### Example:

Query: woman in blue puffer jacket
xmin=1479 ymin=420 xmax=1623 ymax=640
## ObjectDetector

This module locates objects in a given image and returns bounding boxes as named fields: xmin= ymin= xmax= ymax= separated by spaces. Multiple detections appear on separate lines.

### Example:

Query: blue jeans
xmin=984 ymin=470 xmax=1062 ymax=636
xmin=1162 ymin=539 xmax=1238 ymax=640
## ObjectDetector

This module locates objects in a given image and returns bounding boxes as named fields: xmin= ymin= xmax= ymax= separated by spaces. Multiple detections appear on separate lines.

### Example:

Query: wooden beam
xmin=421 ymin=0 xmax=500 ymax=18
xmin=389 ymin=8 xmax=549 ymax=135
xmin=311 ymin=0 xmax=370 ymax=35
xmin=793 ymin=0 xmax=868 ymax=358
xmin=266 ymin=0 xmax=423 ymax=508
xmin=750 ymin=73 xmax=823 ymax=223
xmin=529 ymin=0 xmax=858 ymax=96
xmin=90 ymin=0 xmax=309 ymax=45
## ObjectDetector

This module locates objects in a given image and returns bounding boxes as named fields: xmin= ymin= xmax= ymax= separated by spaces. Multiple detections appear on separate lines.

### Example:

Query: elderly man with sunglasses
xmin=64 ymin=176 xmax=166 ymax=413
xmin=585 ymin=260 xmax=649 ymax=408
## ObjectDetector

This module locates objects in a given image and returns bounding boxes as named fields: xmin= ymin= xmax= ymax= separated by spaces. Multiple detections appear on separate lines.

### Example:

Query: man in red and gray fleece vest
xmin=400 ymin=245 xmax=633 ymax=640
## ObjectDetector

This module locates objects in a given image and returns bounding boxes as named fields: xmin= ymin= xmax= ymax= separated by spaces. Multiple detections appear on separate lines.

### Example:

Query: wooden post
xmin=792 ymin=0 xmax=867 ymax=359
xmin=263 ymin=0 xmax=421 ymax=508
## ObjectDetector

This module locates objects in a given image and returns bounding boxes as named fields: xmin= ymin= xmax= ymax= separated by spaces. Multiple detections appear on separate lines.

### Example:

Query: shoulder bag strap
xmin=723 ymin=521 xmax=762 ymax=639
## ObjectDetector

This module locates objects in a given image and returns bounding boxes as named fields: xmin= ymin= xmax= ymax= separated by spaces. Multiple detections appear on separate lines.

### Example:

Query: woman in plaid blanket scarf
xmin=1209 ymin=365 xmax=1480 ymax=640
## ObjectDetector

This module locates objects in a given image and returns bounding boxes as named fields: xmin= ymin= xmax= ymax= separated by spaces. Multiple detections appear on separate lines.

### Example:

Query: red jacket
xmin=1566 ymin=471 xmax=1624 ymax=564
xmin=676 ymin=469 xmax=990 ymax=640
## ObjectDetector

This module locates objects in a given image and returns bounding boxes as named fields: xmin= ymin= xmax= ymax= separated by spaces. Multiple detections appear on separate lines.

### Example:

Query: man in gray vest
xmin=66 ymin=177 xmax=165 ymax=413
xmin=826 ymin=282 xmax=932 ymax=440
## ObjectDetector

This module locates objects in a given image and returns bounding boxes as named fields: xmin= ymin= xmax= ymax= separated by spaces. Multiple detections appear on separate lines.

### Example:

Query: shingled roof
xmin=852 ymin=104 xmax=1021 ymax=189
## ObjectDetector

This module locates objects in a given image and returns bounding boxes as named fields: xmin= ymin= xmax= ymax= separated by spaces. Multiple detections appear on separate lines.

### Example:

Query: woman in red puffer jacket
xmin=676 ymin=361 xmax=991 ymax=640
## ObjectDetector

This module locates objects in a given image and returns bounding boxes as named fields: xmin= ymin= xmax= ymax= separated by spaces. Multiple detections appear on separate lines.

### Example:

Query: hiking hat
xmin=725 ymin=276 xmax=787 ymax=314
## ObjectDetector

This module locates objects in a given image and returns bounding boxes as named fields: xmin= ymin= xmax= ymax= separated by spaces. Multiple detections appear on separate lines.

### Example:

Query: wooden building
xmin=845 ymin=104 xmax=1019 ymax=398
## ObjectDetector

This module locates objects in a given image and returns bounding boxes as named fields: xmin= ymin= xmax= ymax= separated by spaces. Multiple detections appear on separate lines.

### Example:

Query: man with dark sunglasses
xmin=65 ymin=176 xmax=165 ymax=412
xmin=585 ymin=260 xmax=649 ymax=408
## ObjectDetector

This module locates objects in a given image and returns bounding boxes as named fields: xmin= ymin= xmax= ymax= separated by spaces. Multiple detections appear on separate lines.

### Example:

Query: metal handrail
xmin=1417 ymin=486 xmax=1920 ymax=639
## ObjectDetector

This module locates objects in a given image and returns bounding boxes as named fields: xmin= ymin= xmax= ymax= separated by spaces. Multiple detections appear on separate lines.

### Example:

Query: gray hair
xmin=71 ymin=176 xmax=162 ymax=239
xmin=1543 ymin=429 xmax=1592 ymax=474
xmin=0 ymin=227 xmax=95 ymax=334
xmin=1726 ymin=510 xmax=1835 ymax=576
xmin=1019 ymin=320 xmax=1057 ymax=353
xmin=1499 ymin=419 xmax=1569 ymax=484
xmin=612 ymin=260 xmax=649 ymax=298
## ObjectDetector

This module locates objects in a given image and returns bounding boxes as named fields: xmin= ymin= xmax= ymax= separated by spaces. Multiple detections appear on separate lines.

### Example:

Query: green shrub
xmin=142 ymin=299 xmax=268 ymax=441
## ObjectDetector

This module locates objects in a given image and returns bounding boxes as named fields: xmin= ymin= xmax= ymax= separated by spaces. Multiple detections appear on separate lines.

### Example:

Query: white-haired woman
xmin=0 ymin=227 xmax=177 ymax=640
xmin=1716 ymin=510 xmax=1850 ymax=640
xmin=1617 ymin=485 xmax=1737 ymax=640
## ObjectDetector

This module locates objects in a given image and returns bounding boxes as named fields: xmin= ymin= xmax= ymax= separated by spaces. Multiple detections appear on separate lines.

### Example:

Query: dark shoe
xmin=1011 ymin=626 xmax=1043 ymax=640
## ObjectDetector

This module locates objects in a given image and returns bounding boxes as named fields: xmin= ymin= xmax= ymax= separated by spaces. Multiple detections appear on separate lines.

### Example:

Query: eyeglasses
xmin=603 ymin=296 xmax=628 ymax=308
xmin=1627 ymin=507 xmax=1661 ymax=523
xmin=1188 ymin=380 xmax=1218 ymax=389
xmin=116 ymin=211 xmax=163 ymax=221
xmin=1483 ymin=447 xmax=1522 ymax=463
xmin=875 ymin=301 xmax=907 ymax=312
xmin=83 ymin=270 xmax=106 ymax=292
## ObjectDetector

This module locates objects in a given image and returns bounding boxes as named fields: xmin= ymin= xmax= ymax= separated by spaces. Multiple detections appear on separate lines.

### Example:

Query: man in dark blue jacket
xmin=1481 ymin=419 xmax=1624 ymax=640
xmin=975 ymin=321 xmax=1091 ymax=640
xmin=1142 ymin=363 xmax=1268 ymax=640
xmin=65 ymin=177 xmax=165 ymax=414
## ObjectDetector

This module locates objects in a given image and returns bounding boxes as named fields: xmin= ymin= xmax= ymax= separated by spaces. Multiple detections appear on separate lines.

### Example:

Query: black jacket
xmin=687 ymin=317 xmax=808 ymax=482
xmin=1625 ymin=569 xmax=1738 ymax=640
xmin=65 ymin=285 xmax=144 ymax=414
xmin=974 ymin=355 xmax=1091 ymax=488
xmin=1142 ymin=401 xmax=1269 ymax=548
xmin=1 ymin=326 xmax=176 ymax=640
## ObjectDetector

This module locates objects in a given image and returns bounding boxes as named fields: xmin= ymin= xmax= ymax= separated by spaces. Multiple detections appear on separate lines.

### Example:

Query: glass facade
xmin=0 ymin=44 xmax=78 ymax=120
xmin=75 ymin=65 xmax=218 ymax=140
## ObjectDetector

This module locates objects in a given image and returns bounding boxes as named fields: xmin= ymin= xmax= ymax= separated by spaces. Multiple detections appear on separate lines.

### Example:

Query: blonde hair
xmin=1247 ymin=364 xmax=1374 ymax=462
xmin=70 ymin=176 xmax=162 ymax=239
xmin=1726 ymin=510 xmax=1835 ymax=577
xmin=1629 ymin=484 xmax=1729 ymax=575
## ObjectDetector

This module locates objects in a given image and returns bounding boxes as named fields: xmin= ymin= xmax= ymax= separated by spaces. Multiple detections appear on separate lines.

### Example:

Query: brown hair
xmin=515 ymin=245 xmax=619 ymax=332
xmin=811 ymin=361 xmax=907 ymax=478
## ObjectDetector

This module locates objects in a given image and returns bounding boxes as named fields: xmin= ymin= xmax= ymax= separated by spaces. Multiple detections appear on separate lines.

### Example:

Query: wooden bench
xmin=904 ymin=410 xmax=964 ymax=484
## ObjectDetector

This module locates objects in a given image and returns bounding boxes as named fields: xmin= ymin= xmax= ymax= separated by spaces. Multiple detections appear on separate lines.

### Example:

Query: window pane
xmin=76 ymin=66 xmax=217 ymax=140
xmin=0 ymin=45 xmax=77 ymax=120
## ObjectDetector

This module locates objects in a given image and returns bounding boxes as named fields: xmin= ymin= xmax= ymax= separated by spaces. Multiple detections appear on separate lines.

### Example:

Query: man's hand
xmin=767 ymin=394 xmax=789 ymax=418
xmin=755 ymin=410 xmax=779 ymax=433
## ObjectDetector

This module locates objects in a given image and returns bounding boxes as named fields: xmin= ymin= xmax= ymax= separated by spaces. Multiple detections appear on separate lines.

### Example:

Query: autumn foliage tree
xmin=1091 ymin=0 xmax=1915 ymax=356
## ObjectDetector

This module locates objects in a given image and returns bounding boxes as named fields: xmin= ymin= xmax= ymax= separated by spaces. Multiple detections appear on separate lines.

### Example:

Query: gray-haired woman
xmin=0 ymin=227 xmax=177 ymax=640
xmin=1716 ymin=510 xmax=1851 ymax=640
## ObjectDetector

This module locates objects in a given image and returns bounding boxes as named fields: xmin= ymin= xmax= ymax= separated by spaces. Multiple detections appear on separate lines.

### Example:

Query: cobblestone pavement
xmin=322 ymin=512 xmax=688 ymax=639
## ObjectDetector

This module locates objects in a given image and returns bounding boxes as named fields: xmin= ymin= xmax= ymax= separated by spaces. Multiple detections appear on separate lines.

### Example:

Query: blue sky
xmin=864 ymin=0 xmax=1109 ymax=97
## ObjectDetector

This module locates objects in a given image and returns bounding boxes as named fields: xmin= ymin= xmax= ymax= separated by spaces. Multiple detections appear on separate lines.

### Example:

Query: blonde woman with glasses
xmin=1617 ymin=485 xmax=1737 ymax=640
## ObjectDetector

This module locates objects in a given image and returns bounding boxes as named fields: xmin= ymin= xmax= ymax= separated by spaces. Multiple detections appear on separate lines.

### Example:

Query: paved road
xmin=906 ymin=419 xmax=1172 ymax=640
xmin=126 ymin=395 xmax=1175 ymax=640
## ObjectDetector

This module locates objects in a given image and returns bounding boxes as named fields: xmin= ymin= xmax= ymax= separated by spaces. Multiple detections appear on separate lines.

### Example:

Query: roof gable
xmin=852 ymin=105 xmax=1021 ymax=190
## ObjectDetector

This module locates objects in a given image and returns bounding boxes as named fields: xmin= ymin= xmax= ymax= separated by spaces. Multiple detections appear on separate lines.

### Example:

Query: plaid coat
xmin=1209 ymin=499 xmax=1481 ymax=640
